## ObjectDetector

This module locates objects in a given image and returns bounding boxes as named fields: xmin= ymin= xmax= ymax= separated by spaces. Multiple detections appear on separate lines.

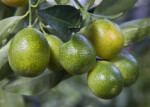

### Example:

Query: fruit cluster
xmin=8 ymin=19 xmax=140 ymax=99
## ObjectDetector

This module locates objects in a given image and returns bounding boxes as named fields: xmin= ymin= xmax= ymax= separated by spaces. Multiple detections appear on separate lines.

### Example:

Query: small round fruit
xmin=59 ymin=34 xmax=96 ymax=75
xmin=45 ymin=34 xmax=63 ymax=72
xmin=86 ymin=19 xmax=124 ymax=59
xmin=1 ymin=0 xmax=28 ymax=7
xmin=88 ymin=61 xmax=124 ymax=99
xmin=110 ymin=53 xmax=141 ymax=87
xmin=8 ymin=28 xmax=50 ymax=77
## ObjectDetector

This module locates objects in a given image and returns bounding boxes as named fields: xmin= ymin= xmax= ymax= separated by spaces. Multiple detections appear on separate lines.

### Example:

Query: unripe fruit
xmin=86 ymin=19 xmax=124 ymax=59
xmin=88 ymin=61 xmax=124 ymax=99
xmin=110 ymin=53 xmax=141 ymax=87
xmin=8 ymin=28 xmax=50 ymax=77
xmin=59 ymin=34 xmax=96 ymax=75
xmin=45 ymin=35 xmax=63 ymax=72
xmin=1 ymin=0 xmax=28 ymax=7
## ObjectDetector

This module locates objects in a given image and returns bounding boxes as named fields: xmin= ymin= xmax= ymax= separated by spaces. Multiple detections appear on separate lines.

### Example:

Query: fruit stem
xmin=74 ymin=0 xmax=83 ymax=8
xmin=40 ymin=22 xmax=47 ymax=35
xmin=28 ymin=0 xmax=32 ymax=27
xmin=31 ymin=0 xmax=41 ymax=8
xmin=32 ymin=17 xmax=39 ymax=27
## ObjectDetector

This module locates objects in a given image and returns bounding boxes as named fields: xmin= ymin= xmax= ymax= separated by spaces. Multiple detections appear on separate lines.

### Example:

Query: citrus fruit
xmin=110 ymin=53 xmax=141 ymax=87
xmin=59 ymin=34 xmax=96 ymax=75
xmin=45 ymin=34 xmax=63 ymax=72
xmin=8 ymin=28 xmax=50 ymax=77
xmin=1 ymin=0 xmax=28 ymax=7
xmin=88 ymin=61 xmax=124 ymax=99
xmin=86 ymin=19 xmax=124 ymax=59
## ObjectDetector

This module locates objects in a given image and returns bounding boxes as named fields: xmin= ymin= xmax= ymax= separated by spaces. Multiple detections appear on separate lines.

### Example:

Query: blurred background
xmin=0 ymin=0 xmax=150 ymax=107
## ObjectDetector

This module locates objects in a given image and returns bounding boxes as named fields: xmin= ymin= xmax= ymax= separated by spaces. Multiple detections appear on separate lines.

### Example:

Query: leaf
xmin=0 ymin=15 xmax=26 ymax=48
xmin=0 ymin=80 xmax=25 ymax=107
xmin=38 ymin=5 xmax=82 ymax=41
xmin=55 ymin=0 xmax=69 ymax=4
xmin=73 ymin=0 xmax=95 ymax=10
xmin=4 ymin=70 xmax=71 ymax=96
xmin=120 ymin=18 xmax=150 ymax=46
xmin=0 ymin=41 xmax=13 ymax=81
xmin=94 ymin=0 xmax=137 ymax=19
xmin=38 ymin=1 xmax=55 ymax=10
xmin=90 ymin=13 xmax=123 ymax=20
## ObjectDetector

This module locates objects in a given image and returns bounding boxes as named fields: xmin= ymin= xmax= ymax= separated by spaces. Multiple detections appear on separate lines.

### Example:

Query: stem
xmin=32 ymin=17 xmax=39 ymax=27
xmin=31 ymin=0 xmax=41 ymax=8
xmin=74 ymin=0 xmax=83 ymax=8
xmin=40 ymin=22 xmax=47 ymax=35
xmin=29 ymin=0 xmax=32 ymax=27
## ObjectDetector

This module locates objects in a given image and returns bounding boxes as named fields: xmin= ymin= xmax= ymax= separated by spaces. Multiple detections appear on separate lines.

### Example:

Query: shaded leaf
xmin=94 ymin=0 xmax=137 ymax=19
xmin=38 ymin=5 xmax=82 ymax=41
xmin=0 ymin=80 xmax=25 ymax=107
xmin=0 ymin=15 xmax=26 ymax=48
xmin=0 ymin=41 xmax=13 ymax=81
xmin=4 ymin=70 xmax=71 ymax=96
xmin=120 ymin=18 xmax=150 ymax=46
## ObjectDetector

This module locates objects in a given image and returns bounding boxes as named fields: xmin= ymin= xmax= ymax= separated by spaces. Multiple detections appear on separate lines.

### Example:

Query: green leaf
xmin=74 ymin=0 xmax=95 ymax=10
xmin=120 ymin=18 xmax=150 ymax=46
xmin=4 ymin=70 xmax=71 ymax=96
xmin=0 ymin=41 xmax=13 ymax=81
xmin=94 ymin=0 xmax=137 ymax=19
xmin=0 ymin=15 xmax=26 ymax=48
xmin=38 ymin=1 xmax=54 ymax=10
xmin=55 ymin=0 xmax=69 ymax=4
xmin=38 ymin=5 xmax=82 ymax=41
xmin=0 ymin=80 xmax=25 ymax=107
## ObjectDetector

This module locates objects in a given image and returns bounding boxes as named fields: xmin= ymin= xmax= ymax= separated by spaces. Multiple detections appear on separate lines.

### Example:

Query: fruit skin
xmin=86 ymin=19 xmax=124 ymax=59
xmin=59 ymin=34 xmax=96 ymax=75
xmin=8 ymin=28 xmax=50 ymax=77
xmin=110 ymin=53 xmax=141 ymax=87
xmin=45 ymin=34 xmax=63 ymax=72
xmin=88 ymin=61 xmax=124 ymax=99
xmin=1 ymin=0 xmax=28 ymax=7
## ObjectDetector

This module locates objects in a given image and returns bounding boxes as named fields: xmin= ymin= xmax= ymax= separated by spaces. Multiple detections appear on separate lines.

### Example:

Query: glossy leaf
xmin=0 ymin=15 xmax=26 ymax=48
xmin=0 ymin=41 xmax=13 ymax=81
xmin=120 ymin=18 xmax=150 ymax=46
xmin=38 ymin=5 xmax=82 ymax=41
xmin=4 ymin=70 xmax=71 ymax=96
xmin=94 ymin=0 xmax=137 ymax=19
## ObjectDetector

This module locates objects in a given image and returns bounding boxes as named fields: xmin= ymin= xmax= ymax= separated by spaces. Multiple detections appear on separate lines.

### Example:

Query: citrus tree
xmin=0 ymin=0 xmax=149 ymax=106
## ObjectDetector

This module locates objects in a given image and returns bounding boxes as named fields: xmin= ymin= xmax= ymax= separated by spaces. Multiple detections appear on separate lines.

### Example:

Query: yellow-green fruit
xmin=86 ymin=19 xmax=124 ymax=59
xmin=45 ymin=35 xmax=63 ymax=72
xmin=59 ymin=34 xmax=96 ymax=75
xmin=110 ymin=53 xmax=141 ymax=87
xmin=1 ymin=0 xmax=28 ymax=7
xmin=8 ymin=28 xmax=50 ymax=77
xmin=88 ymin=61 xmax=124 ymax=99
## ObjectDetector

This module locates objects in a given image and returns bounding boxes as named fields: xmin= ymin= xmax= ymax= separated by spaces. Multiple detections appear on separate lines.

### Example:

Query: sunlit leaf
xmin=120 ymin=18 xmax=150 ymax=46
xmin=94 ymin=0 xmax=137 ymax=19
